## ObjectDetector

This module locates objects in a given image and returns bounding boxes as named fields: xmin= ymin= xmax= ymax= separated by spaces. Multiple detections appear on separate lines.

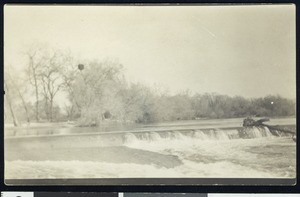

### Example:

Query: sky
xmin=4 ymin=5 xmax=296 ymax=100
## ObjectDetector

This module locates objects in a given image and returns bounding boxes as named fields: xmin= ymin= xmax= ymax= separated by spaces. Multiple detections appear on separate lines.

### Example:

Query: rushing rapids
xmin=5 ymin=125 xmax=295 ymax=150
xmin=4 ymin=118 xmax=296 ymax=180
xmin=122 ymin=126 xmax=292 ymax=145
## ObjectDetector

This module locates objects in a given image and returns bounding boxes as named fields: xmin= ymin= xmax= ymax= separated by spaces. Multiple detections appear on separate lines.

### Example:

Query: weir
xmin=5 ymin=126 xmax=295 ymax=150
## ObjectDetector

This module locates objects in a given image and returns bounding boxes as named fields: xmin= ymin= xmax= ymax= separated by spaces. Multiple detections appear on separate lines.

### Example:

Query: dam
xmin=4 ymin=118 xmax=296 ymax=180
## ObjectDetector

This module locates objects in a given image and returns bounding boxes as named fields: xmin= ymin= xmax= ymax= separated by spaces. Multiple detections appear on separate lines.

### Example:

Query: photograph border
xmin=1 ymin=1 xmax=299 ymax=194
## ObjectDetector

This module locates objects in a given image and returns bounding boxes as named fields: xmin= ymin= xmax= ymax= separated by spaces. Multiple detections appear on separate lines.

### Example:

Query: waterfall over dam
xmin=4 ymin=119 xmax=296 ymax=180
xmin=5 ymin=126 xmax=293 ymax=150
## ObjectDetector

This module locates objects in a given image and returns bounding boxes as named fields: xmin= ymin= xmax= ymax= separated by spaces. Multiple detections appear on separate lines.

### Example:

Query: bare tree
xmin=59 ymin=55 xmax=82 ymax=119
xmin=38 ymin=51 xmax=65 ymax=122
xmin=64 ymin=103 xmax=76 ymax=120
xmin=26 ymin=48 xmax=43 ymax=122
xmin=24 ymin=44 xmax=71 ymax=122
xmin=4 ymin=81 xmax=19 ymax=127
xmin=5 ymin=66 xmax=31 ymax=124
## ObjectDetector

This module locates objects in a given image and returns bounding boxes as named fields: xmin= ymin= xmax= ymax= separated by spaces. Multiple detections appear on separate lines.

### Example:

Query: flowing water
xmin=5 ymin=118 xmax=296 ymax=180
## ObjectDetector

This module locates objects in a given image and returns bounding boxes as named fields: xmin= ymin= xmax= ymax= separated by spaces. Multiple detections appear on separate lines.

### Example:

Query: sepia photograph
xmin=4 ymin=5 xmax=296 ymax=185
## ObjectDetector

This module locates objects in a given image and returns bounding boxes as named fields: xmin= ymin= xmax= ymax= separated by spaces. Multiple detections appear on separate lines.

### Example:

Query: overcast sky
xmin=4 ymin=5 xmax=296 ymax=99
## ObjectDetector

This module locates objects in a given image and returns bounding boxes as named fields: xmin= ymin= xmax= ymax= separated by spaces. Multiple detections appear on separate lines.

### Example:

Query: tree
xmin=25 ymin=45 xmax=72 ymax=122
xmin=26 ymin=45 xmax=45 ymax=122
xmin=5 ymin=67 xmax=31 ymax=124
xmin=59 ymin=55 xmax=81 ymax=119
xmin=38 ymin=50 xmax=67 ymax=122
xmin=117 ymin=82 xmax=143 ymax=122
xmin=4 ymin=81 xmax=19 ymax=127
xmin=72 ymin=59 xmax=124 ymax=126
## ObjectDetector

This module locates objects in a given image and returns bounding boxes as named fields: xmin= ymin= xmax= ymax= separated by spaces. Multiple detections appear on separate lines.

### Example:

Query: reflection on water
xmin=5 ymin=117 xmax=296 ymax=137
xmin=5 ymin=123 xmax=138 ymax=137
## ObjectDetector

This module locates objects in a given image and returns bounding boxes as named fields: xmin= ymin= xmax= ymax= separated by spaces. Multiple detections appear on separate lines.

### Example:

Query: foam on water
xmin=193 ymin=130 xmax=207 ymax=140
xmin=149 ymin=132 xmax=161 ymax=141
xmin=215 ymin=129 xmax=231 ymax=140
xmin=120 ymin=128 xmax=295 ymax=179
xmin=263 ymin=126 xmax=273 ymax=137
xmin=123 ymin=127 xmax=276 ymax=146
xmin=5 ymin=159 xmax=288 ymax=179
xmin=121 ymin=127 xmax=287 ymax=164
xmin=245 ymin=126 xmax=274 ymax=138
xmin=123 ymin=133 xmax=139 ymax=144
xmin=5 ymin=127 xmax=295 ymax=179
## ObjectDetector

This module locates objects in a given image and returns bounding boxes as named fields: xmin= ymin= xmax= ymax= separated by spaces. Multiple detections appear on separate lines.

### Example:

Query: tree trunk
xmin=4 ymin=82 xmax=19 ymax=127
xmin=50 ymin=98 xmax=53 ymax=122
xmin=44 ymin=97 xmax=49 ymax=121
xmin=16 ymin=86 xmax=30 ymax=124
xmin=29 ymin=56 xmax=40 ymax=122
xmin=34 ymin=79 xmax=39 ymax=122
xmin=7 ymin=73 xmax=30 ymax=124
xmin=19 ymin=91 xmax=30 ymax=124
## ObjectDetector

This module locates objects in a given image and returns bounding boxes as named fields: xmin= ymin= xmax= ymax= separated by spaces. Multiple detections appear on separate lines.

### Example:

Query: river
xmin=5 ymin=117 xmax=296 ymax=182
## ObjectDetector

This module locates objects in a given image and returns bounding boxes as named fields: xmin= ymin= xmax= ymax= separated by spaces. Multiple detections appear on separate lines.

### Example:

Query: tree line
xmin=4 ymin=45 xmax=296 ymax=126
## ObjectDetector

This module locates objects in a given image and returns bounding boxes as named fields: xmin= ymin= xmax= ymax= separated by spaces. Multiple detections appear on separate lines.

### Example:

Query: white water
xmin=5 ymin=127 xmax=296 ymax=179
xmin=6 ymin=159 xmax=278 ymax=179
xmin=123 ymin=127 xmax=275 ymax=144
